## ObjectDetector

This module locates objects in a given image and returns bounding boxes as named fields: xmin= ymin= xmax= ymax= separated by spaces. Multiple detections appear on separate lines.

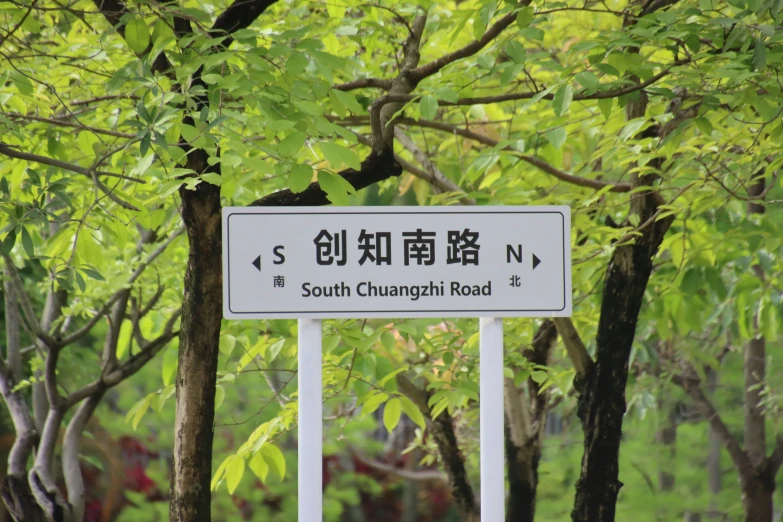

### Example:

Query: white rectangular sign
xmin=222 ymin=206 xmax=571 ymax=319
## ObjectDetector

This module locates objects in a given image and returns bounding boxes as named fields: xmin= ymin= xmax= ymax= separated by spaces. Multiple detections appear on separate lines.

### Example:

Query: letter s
xmin=273 ymin=245 xmax=285 ymax=264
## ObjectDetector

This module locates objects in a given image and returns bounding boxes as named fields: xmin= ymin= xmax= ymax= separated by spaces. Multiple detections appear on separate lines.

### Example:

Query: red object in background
xmin=78 ymin=435 xmax=166 ymax=522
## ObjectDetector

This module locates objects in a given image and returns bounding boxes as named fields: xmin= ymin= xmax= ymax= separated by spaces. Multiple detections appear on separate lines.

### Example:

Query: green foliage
xmin=2 ymin=0 xmax=783 ymax=519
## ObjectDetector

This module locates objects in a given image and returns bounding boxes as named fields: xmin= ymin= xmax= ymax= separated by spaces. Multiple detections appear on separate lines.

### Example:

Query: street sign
xmin=222 ymin=206 xmax=571 ymax=319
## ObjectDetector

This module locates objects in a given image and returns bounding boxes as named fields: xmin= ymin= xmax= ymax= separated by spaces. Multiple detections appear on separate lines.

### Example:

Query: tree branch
xmin=2 ymin=256 xmax=58 ymax=347
xmin=504 ymin=377 xmax=531 ymax=446
xmin=396 ymin=374 xmax=479 ymax=522
xmin=373 ymin=14 xmax=428 ymax=151
xmin=2 ymin=111 xmax=136 ymax=139
xmin=408 ymin=2 xmax=529 ymax=84
xmin=210 ymin=0 xmax=279 ymax=45
xmin=66 ymin=309 xmax=181 ymax=407
xmin=60 ymin=227 xmax=183 ymax=346
xmin=250 ymin=148 xmax=401 ymax=206
xmin=101 ymin=290 xmax=130 ymax=372
xmin=334 ymin=78 xmax=393 ymax=91
xmin=4 ymin=278 xmax=23 ymax=382
xmin=399 ymin=118 xmax=632 ymax=192
xmin=0 ymin=0 xmax=38 ymax=48
xmin=62 ymin=392 xmax=103 ymax=522
xmin=393 ymin=128 xmax=475 ymax=204
xmin=352 ymin=451 xmax=447 ymax=482
xmin=0 ymin=143 xmax=142 ymax=211
xmin=673 ymin=374 xmax=755 ymax=480
xmin=0 ymin=358 xmax=37 ymax=478
xmin=553 ymin=318 xmax=593 ymax=381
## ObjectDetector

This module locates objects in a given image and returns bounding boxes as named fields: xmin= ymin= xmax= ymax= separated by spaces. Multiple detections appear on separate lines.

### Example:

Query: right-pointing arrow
xmin=252 ymin=255 xmax=261 ymax=272
xmin=532 ymin=254 xmax=541 ymax=270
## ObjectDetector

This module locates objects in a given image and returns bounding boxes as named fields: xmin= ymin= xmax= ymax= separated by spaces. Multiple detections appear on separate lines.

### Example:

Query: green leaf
xmin=286 ymin=52 xmax=309 ymax=75
xmin=546 ymin=127 xmax=567 ymax=149
xmin=753 ymin=37 xmax=766 ymax=71
xmin=516 ymin=6 xmax=534 ymax=29
xmin=201 ymin=173 xmax=222 ymax=186
xmin=320 ymin=142 xmax=361 ymax=170
xmin=289 ymin=163 xmax=313 ymax=193
xmin=249 ymin=451 xmax=269 ymax=482
xmin=331 ymin=90 xmax=364 ymax=114
xmin=361 ymin=392 xmax=388 ymax=416
xmin=695 ymin=117 xmax=713 ymax=136
xmin=552 ymin=84 xmax=573 ymax=117
xmin=215 ymin=385 xmax=225 ymax=410
xmin=126 ymin=394 xmax=153 ymax=430
xmin=219 ymin=334 xmax=236 ymax=357
xmin=80 ymin=267 xmax=105 ymax=281
xmin=261 ymin=443 xmax=286 ymax=480
xmin=435 ymin=87 xmax=459 ymax=103
xmin=267 ymin=339 xmax=284 ymax=363
xmin=383 ymin=398 xmax=402 ymax=433
xmin=226 ymin=456 xmax=245 ymax=494
xmin=21 ymin=227 xmax=34 ymax=258
xmin=279 ymin=132 xmax=307 ymax=157
xmin=419 ymin=95 xmax=439 ymax=120
xmin=598 ymin=97 xmax=613 ymax=120
xmin=381 ymin=331 xmax=395 ymax=351
xmin=760 ymin=300 xmax=778 ymax=340
xmin=294 ymin=100 xmax=324 ymax=116
xmin=10 ymin=71 xmax=33 ymax=95
xmin=505 ymin=41 xmax=526 ymax=64
xmin=1 ymin=231 xmax=16 ymax=255
xmin=378 ymin=367 xmax=407 ymax=388
xmin=531 ymin=370 xmax=548 ymax=384
xmin=620 ymin=118 xmax=646 ymax=141
xmin=125 ymin=19 xmax=150 ymax=54
xmin=575 ymin=71 xmax=599 ymax=90
xmin=400 ymin=396 xmax=426 ymax=429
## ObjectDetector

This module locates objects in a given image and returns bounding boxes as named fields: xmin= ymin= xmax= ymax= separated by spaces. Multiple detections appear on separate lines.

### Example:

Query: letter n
xmin=507 ymin=244 xmax=522 ymax=263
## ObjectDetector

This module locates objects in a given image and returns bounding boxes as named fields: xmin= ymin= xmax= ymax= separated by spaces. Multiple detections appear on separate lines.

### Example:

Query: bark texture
xmin=571 ymin=178 xmax=673 ymax=521
xmin=169 ymin=176 xmax=223 ymax=522
xmin=505 ymin=320 xmax=557 ymax=522
xmin=740 ymin=175 xmax=773 ymax=522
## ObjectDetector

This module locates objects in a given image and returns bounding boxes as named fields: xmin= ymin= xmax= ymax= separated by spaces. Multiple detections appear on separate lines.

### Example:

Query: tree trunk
xmin=169 ymin=178 xmax=222 ymax=522
xmin=742 ymin=175 xmax=769 ymax=522
xmin=656 ymin=405 xmax=677 ymax=493
xmin=505 ymin=320 xmax=556 ymax=522
xmin=741 ymin=478 xmax=774 ymax=522
xmin=505 ymin=423 xmax=538 ymax=522
xmin=706 ymin=369 xmax=721 ymax=519
xmin=571 ymin=191 xmax=672 ymax=522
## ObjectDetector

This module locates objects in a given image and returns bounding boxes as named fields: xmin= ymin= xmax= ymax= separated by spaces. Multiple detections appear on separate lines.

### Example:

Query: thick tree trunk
xmin=169 ymin=178 xmax=222 ymax=522
xmin=741 ymin=478 xmax=774 ymax=522
xmin=571 ymin=192 xmax=672 ymax=522
xmin=505 ymin=423 xmax=538 ymax=522
xmin=741 ymin=176 xmax=770 ymax=522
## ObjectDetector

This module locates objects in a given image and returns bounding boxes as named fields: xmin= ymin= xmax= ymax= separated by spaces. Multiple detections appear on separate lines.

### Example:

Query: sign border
xmin=223 ymin=208 xmax=570 ymax=318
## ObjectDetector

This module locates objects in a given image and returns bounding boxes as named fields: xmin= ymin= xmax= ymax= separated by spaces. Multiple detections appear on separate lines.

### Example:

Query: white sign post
xmin=222 ymin=206 xmax=572 ymax=521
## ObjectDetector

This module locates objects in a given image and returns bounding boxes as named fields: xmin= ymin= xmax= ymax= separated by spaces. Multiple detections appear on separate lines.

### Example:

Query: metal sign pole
xmin=480 ymin=317 xmax=505 ymax=521
xmin=298 ymin=318 xmax=323 ymax=522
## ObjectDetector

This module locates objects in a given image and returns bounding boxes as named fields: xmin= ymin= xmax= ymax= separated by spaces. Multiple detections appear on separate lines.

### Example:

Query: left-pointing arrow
xmin=252 ymin=256 xmax=261 ymax=271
